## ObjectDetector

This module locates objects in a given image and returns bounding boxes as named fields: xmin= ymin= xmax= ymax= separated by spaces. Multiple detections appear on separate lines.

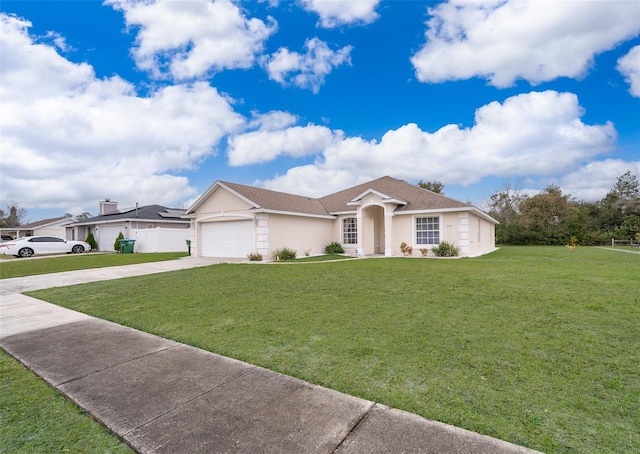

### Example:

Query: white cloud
xmin=560 ymin=160 xmax=640 ymax=201
xmin=256 ymin=91 xmax=617 ymax=197
xmin=260 ymin=165 xmax=363 ymax=197
xmin=411 ymin=0 xmax=640 ymax=87
xmin=227 ymin=123 xmax=340 ymax=166
xmin=617 ymin=45 xmax=640 ymax=97
xmin=247 ymin=110 xmax=298 ymax=131
xmin=107 ymin=0 xmax=276 ymax=80
xmin=228 ymin=110 xmax=341 ymax=165
xmin=0 ymin=13 xmax=245 ymax=211
xmin=0 ymin=14 xmax=96 ymax=99
xmin=263 ymin=37 xmax=352 ymax=92
xmin=299 ymin=0 xmax=380 ymax=28
xmin=43 ymin=30 xmax=73 ymax=52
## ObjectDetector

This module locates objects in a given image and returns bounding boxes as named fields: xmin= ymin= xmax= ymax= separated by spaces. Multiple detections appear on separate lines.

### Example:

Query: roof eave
xmin=330 ymin=210 xmax=358 ymax=215
xmin=396 ymin=206 xmax=499 ymax=224
xmin=349 ymin=188 xmax=388 ymax=202
xmin=382 ymin=198 xmax=407 ymax=205
xmin=252 ymin=208 xmax=336 ymax=220
xmin=71 ymin=218 xmax=190 ymax=226
xmin=348 ymin=198 xmax=406 ymax=208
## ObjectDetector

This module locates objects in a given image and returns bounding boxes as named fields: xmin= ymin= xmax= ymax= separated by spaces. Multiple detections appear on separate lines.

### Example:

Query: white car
xmin=0 ymin=236 xmax=91 ymax=258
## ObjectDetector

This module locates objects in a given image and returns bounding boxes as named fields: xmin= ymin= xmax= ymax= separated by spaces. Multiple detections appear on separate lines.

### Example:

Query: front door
xmin=361 ymin=205 xmax=384 ymax=255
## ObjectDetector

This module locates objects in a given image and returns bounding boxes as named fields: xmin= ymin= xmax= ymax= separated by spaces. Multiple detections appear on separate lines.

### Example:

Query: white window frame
xmin=415 ymin=216 xmax=440 ymax=246
xmin=342 ymin=217 xmax=357 ymax=245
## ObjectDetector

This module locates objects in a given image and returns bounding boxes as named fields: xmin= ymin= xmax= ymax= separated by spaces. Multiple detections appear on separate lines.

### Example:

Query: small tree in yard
xmin=114 ymin=231 xmax=124 ymax=252
xmin=85 ymin=232 xmax=98 ymax=251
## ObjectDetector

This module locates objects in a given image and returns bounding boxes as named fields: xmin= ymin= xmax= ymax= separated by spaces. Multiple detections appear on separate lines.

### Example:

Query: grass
xmin=0 ymin=349 xmax=133 ymax=453
xmin=12 ymin=246 xmax=640 ymax=453
xmin=0 ymin=252 xmax=188 ymax=279
xmin=294 ymin=254 xmax=355 ymax=262
xmin=607 ymin=245 xmax=640 ymax=251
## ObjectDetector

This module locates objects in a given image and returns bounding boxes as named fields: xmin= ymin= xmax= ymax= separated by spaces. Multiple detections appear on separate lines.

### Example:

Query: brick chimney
xmin=99 ymin=199 xmax=118 ymax=215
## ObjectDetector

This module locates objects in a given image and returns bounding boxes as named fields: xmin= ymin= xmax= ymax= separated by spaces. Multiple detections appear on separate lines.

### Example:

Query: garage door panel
xmin=201 ymin=221 xmax=255 ymax=258
xmin=98 ymin=226 xmax=124 ymax=252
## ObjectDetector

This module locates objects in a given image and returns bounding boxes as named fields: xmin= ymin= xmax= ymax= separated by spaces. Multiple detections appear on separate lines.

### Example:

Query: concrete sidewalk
xmin=1 ymin=258 xmax=541 ymax=453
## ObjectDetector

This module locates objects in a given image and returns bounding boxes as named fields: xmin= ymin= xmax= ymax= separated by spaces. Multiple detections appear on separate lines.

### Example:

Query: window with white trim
xmin=416 ymin=216 xmax=440 ymax=245
xmin=342 ymin=217 xmax=357 ymax=244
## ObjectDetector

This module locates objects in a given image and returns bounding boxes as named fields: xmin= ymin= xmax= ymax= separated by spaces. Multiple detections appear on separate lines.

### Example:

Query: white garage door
xmin=200 ymin=220 xmax=255 ymax=258
xmin=98 ymin=225 xmax=125 ymax=252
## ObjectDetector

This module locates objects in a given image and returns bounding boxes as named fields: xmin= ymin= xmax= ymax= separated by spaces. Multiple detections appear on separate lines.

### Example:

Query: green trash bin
xmin=120 ymin=239 xmax=135 ymax=254
xmin=186 ymin=240 xmax=191 ymax=255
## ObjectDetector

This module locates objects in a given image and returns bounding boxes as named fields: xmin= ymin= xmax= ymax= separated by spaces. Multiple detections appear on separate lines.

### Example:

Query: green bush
xmin=272 ymin=247 xmax=297 ymax=261
xmin=85 ymin=232 xmax=98 ymax=251
xmin=114 ymin=231 xmax=124 ymax=252
xmin=324 ymin=242 xmax=344 ymax=254
xmin=247 ymin=252 xmax=263 ymax=261
xmin=431 ymin=241 xmax=460 ymax=257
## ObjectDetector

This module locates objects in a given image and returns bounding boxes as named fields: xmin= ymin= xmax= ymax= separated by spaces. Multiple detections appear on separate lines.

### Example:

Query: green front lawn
xmin=0 ymin=350 xmax=133 ymax=453
xmin=0 ymin=252 xmax=188 ymax=279
xmin=608 ymin=245 xmax=640 ymax=251
xmin=292 ymin=254 xmax=355 ymax=262
xmin=17 ymin=247 xmax=640 ymax=453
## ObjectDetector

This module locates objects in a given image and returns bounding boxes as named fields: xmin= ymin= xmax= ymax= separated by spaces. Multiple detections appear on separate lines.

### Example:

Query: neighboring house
xmin=184 ymin=176 xmax=498 ymax=259
xmin=68 ymin=200 xmax=191 ymax=252
xmin=0 ymin=216 xmax=74 ymax=239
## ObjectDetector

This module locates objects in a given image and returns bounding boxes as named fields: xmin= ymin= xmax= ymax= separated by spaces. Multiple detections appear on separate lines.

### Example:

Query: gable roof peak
xmin=319 ymin=175 xmax=471 ymax=213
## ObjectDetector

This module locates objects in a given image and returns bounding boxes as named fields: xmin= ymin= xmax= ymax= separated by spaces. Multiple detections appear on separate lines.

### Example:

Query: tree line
xmin=485 ymin=171 xmax=640 ymax=245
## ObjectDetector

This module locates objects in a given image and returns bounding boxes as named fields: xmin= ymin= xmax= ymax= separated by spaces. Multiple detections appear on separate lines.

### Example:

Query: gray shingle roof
xmin=221 ymin=182 xmax=332 ymax=216
xmin=18 ymin=216 xmax=73 ymax=229
xmin=213 ymin=176 xmax=473 ymax=217
xmin=76 ymin=205 xmax=187 ymax=225
xmin=318 ymin=176 xmax=471 ymax=213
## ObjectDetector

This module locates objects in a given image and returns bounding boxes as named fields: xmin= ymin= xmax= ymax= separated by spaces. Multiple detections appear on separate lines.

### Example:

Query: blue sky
xmin=1 ymin=0 xmax=639 ymax=222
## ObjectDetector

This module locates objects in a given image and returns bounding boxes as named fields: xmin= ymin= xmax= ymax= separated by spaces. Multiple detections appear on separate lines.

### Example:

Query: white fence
xmin=130 ymin=228 xmax=191 ymax=253
xmin=611 ymin=238 xmax=638 ymax=247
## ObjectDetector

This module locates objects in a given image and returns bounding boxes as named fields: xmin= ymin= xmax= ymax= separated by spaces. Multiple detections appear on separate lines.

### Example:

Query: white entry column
xmin=356 ymin=210 xmax=363 ymax=256
xmin=384 ymin=209 xmax=393 ymax=256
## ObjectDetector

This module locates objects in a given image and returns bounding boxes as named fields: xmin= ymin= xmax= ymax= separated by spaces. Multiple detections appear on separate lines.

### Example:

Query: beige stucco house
xmin=184 ymin=176 xmax=498 ymax=259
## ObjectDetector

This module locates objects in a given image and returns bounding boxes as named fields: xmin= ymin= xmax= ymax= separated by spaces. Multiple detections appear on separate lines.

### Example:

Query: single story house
xmin=0 ymin=216 xmax=74 ymax=239
xmin=68 ymin=200 xmax=191 ymax=253
xmin=184 ymin=176 xmax=498 ymax=259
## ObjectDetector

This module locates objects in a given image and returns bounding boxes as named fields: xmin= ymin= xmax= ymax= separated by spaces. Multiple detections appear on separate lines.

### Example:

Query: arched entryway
xmin=361 ymin=205 xmax=385 ymax=255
